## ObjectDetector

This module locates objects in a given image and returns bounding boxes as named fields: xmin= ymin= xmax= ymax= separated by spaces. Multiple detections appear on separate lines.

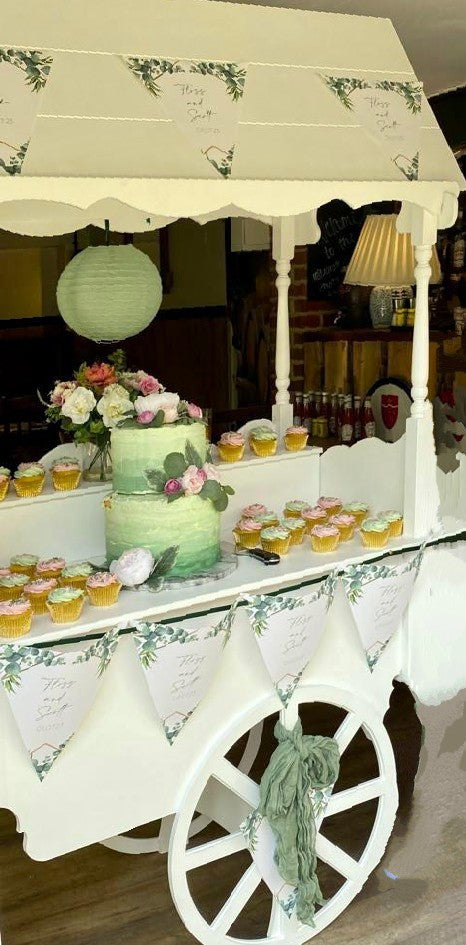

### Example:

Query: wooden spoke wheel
xmin=100 ymin=722 xmax=264 ymax=855
xmin=168 ymin=685 xmax=398 ymax=945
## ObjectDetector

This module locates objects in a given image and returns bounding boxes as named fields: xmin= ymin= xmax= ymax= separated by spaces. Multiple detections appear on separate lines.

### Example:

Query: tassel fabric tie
xmin=258 ymin=718 xmax=340 ymax=926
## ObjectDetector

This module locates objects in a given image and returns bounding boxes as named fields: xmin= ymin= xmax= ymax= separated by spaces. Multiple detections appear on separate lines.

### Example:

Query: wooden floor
xmin=1 ymin=682 xmax=465 ymax=945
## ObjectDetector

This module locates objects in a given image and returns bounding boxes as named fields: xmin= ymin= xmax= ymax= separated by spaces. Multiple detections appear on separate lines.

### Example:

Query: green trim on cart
xmin=31 ymin=531 xmax=466 ymax=649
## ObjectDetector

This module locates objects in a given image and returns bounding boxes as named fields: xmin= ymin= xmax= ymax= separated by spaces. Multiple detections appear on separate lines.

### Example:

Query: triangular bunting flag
xmin=341 ymin=549 xmax=424 ymax=669
xmin=123 ymin=56 xmax=247 ymax=177
xmin=0 ymin=48 xmax=54 ymax=175
xmin=321 ymin=74 xmax=422 ymax=180
xmin=246 ymin=575 xmax=336 ymax=706
xmin=0 ymin=629 xmax=119 ymax=779
xmin=133 ymin=614 xmax=229 ymax=743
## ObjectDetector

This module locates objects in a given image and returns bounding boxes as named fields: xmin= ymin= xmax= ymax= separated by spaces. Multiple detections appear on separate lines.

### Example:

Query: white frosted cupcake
xmin=360 ymin=518 xmax=390 ymax=549
xmin=249 ymin=426 xmax=278 ymax=457
xmin=46 ymin=586 xmax=85 ymax=623
xmin=0 ymin=573 xmax=29 ymax=601
xmin=13 ymin=463 xmax=45 ymax=498
xmin=284 ymin=500 xmax=311 ymax=519
xmin=342 ymin=502 xmax=370 ymax=528
xmin=261 ymin=526 xmax=291 ymax=555
xmin=378 ymin=510 xmax=403 ymax=538
xmin=279 ymin=518 xmax=306 ymax=545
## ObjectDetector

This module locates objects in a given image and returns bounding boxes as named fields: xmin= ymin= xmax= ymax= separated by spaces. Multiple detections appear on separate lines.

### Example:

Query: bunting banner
xmin=133 ymin=612 xmax=231 ymax=743
xmin=0 ymin=48 xmax=53 ymax=176
xmin=321 ymin=75 xmax=422 ymax=180
xmin=123 ymin=57 xmax=247 ymax=177
xmin=341 ymin=549 xmax=424 ymax=669
xmin=0 ymin=629 xmax=118 ymax=779
xmin=245 ymin=575 xmax=337 ymax=706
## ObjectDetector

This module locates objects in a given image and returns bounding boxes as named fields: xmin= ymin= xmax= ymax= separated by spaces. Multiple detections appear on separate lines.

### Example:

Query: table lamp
xmin=344 ymin=213 xmax=441 ymax=328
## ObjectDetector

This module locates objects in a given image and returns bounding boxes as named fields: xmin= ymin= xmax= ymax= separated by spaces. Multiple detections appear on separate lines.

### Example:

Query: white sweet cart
xmin=1 ymin=2 xmax=465 ymax=944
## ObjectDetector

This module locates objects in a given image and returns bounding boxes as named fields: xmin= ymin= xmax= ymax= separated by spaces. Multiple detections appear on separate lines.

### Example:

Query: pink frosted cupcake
xmin=329 ymin=512 xmax=356 ymax=542
xmin=86 ymin=571 xmax=122 ymax=607
xmin=217 ymin=432 xmax=245 ymax=463
xmin=301 ymin=506 xmax=328 ymax=532
xmin=284 ymin=426 xmax=308 ymax=451
xmin=0 ymin=598 xmax=33 ymax=638
xmin=51 ymin=457 xmax=82 ymax=491
xmin=24 ymin=578 xmax=58 ymax=615
xmin=310 ymin=524 xmax=340 ymax=553
xmin=36 ymin=557 xmax=66 ymax=580
xmin=317 ymin=496 xmax=342 ymax=516
xmin=242 ymin=503 xmax=268 ymax=519
xmin=0 ymin=568 xmax=11 ymax=578
xmin=233 ymin=518 xmax=263 ymax=549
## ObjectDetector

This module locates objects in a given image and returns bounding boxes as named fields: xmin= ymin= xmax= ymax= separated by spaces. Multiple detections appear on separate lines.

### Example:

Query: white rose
xmin=134 ymin=391 xmax=180 ymax=424
xmin=61 ymin=386 xmax=96 ymax=425
xmin=109 ymin=547 xmax=155 ymax=586
xmin=97 ymin=384 xmax=134 ymax=428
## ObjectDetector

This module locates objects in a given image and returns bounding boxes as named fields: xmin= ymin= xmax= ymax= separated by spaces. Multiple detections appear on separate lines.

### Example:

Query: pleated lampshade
xmin=344 ymin=214 xmax=441 ymax=286
xmin=57 ymin=244 xmax=163 ymax=342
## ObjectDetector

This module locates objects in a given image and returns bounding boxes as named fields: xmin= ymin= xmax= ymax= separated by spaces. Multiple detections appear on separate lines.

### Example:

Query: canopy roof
xmin=0 ymin=0 xmax=463 ymax=235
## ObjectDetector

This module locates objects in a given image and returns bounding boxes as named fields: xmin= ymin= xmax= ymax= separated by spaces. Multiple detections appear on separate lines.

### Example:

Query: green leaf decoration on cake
xmin=144 ymin=468 xmax=168 ymax=493
xmin=164 ymin=452 xmax=188 ymax=479
xmin=152 ymin=409 xmax=165 ymax=428
xmin=185 ymin=441 xmax=204 ymax=469
xmin=151 ymin=546 xmax=179 ymax=578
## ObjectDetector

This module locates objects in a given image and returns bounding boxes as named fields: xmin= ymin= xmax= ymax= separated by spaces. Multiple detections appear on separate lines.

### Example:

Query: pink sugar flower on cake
xmin=180 ymin=465 xmax=206 ymax=495
xmin=137 ymin=410 xmax=155 ymax=425
xmin=164 ymin=478 xmax=182 ymax=496
xmin=202 ymin=463 xmax=220 ymax=482
xmin=187 ymin=403 xmax=203 ymax=419
xmin=138 ymin=374 xmax=163 ymax=396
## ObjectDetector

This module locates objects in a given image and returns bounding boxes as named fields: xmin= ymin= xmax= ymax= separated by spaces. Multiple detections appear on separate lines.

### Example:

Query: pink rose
xmin=164 ymin=478 xmax=182 ymax=495
xmin=198 ymin=468 xmax=207 ymax=482
xmin=187 ymin=403 xmax=203 ymax=419
xmin=180 ymin=465 xmax=206 ymax=496
xmin=203 ymin=463 xmax=220 ymax=482
xmin=137 ymin=410 xmax=155 ymax=425
xmin=138 ymin=375 xmax=163 ymax=396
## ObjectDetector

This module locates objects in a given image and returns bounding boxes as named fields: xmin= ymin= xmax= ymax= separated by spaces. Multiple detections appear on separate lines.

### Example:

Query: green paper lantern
xmin=56 ymin=244 xmax=163 ymax=342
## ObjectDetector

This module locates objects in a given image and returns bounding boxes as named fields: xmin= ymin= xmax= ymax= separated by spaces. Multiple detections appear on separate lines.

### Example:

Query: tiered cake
xmin=105 ymin=421 xmax=223 ymax=577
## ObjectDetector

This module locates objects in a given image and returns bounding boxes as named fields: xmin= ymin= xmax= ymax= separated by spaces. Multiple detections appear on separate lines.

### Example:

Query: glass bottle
xmin=293 ymin=392 xmax=303 ymax=427
xmin=337 ymin=393 xmax=345 ymax=442
xmin=353 ymin=395 xmax=362 ymax=441
xmin=341 ymin=395 xmax=354 ymax=445
xmin=329 ymin=393 xmax=338 ymax=437
xmin=302 ymin=394 xmax=311 ymax=433
xmin=362 ymin=398 xmax=376 ymax=438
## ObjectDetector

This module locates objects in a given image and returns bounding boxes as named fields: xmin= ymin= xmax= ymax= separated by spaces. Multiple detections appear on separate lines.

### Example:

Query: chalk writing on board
xmin=307 ymin=201 xmax=367 ymax=300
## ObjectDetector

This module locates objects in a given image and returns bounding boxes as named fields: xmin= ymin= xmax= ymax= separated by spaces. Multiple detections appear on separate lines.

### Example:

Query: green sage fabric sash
xmin=258 ymin=719 xmax=340 ymax=925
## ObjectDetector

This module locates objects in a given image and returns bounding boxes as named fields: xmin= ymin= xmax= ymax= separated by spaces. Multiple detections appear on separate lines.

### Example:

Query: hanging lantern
xmin=56 ymin=244 xmax=163 ymax=342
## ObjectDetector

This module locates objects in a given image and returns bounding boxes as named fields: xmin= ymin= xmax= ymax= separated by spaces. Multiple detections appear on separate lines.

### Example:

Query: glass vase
xmin=83 ymin=442 xmax=112 ymax=482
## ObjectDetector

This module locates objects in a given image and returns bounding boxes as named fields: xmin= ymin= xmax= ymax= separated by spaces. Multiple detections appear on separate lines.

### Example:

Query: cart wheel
xmin=168 ymin=685 xmax=398 ymax=945
xmin=100 ymin=721 xmax=264 ymax=855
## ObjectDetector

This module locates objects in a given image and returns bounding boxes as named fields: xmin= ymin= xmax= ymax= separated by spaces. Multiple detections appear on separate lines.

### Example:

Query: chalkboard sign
xmin=307 ymin=200 xmax=367 ymax=300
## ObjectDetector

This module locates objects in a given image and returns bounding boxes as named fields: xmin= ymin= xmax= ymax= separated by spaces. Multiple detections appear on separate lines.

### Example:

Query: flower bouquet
xmin=43 ymin=350 xmax=206 ymax=481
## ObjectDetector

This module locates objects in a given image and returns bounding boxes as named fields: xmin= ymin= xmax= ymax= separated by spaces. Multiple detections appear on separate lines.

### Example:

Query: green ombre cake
xmin=111 ymin=422 xmax=208 ymax=494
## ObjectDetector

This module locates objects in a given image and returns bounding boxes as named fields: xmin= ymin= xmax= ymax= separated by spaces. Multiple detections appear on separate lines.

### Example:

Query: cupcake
xmin=36 ymin=557 xmax=66 ymax=580
xmin=310 ymin=524 xmax=340 ymax=553
xmin=360 ymin=519 xmax=390 ymax=549
xmin=284 ymin=426 xmax=308 ymax=451
xmin=329 ymin=512 xmax=357 ymax=542
xmin=86 ymin=571 xmax=122 ymax=607
xmin=301 ymin=506 xmax=328 ymax=532
xmin=0 ymin=568 xmax=11 ymax=578
xmin=13 ymin=463 xmax=46 ymax=498
xmin=0 ymin=598 xmax=33 ymax=638
xmin=249 ymin=426 xmax=278 ymax=457
xmin=242 ymin=503 xmax=268 ymax=519
xmin=24 ymin=578 xmax=58 ymax=615
xmin=378 ymin=510 xmax=404 ymax=538
xmin=0 ymin=573 xmax=29 ymax=601
xmin=317 ymin=496 xmax=342 ymax=516
xmin=51 ymin=457 xmax=82 ymax=491
xmin=284 ymin=500 xmax=311 ymax=519
xmin=279 ymin=518 xmax=306 ymax=545
xmin=342 ymin=502 xmax=370 ymax=528
xmin=10 ymin=554 xmax=39 ymax=577
xmin=217 ymin=432 xmax=245 ymax=463
xmin=261 ymin=526 xmax=291 ymax=556
xmin=46 ymin=586 xmax=85 ymax=624
xmin=0 ymin=468 xmax=10 ymax=501
xmin=59 ymin=562 xmax=95 ymax=590
xmin=251 ymin=511 xmax=280 ymax=529
xmin=233 ymin=519 xmax=263 ymax=549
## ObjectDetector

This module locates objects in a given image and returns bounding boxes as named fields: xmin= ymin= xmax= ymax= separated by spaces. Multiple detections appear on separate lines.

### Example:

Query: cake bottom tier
xmin=105 ymin=492 xmax=220 ymax=578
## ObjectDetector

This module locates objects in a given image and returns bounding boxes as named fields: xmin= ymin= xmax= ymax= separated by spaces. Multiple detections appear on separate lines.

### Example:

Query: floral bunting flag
xmin=0 ymin=48 xmax=53 ymax=176
xmin=133 ymin=613 xmax=230 ymax=743
xmin=0 ymin=629 xmax=119 ymax=779
xmin=123 ymin=57 xmax=247 ymax=177
xmin=245 ymin=575 xmax=337 ymax=706
xmin=321 ymin=75 xmax=422 ymax=180
xmin=341 ymin=549 xmax=424 ymax=669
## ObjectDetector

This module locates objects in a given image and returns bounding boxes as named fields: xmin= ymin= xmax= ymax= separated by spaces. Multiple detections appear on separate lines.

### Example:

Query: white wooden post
xmin=397 ymin=205 xmax=441 ymax=537
xmin=271 ymin=217 xmax=295 ymax=437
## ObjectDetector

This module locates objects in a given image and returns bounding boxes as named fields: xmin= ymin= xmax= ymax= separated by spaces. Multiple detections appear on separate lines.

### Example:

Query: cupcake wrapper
xmin=13 ymin=476 xmax=45 ymax=498
xmin=387 ymin=519 xmax=403 ymax=538
xmin=217 ymin=444 xmax=244 ymax=463
xmin=52 ymin=469 xmax=82 ymax=491
xmin=284 ymin=433 xmax=308 ymax=452
xmin=250 ymin=438 xmax=278 ymax=457
xmin=0 ymin=612 xmax=33 ymax=638
xmin=347 ymin=510 xmax=369 ymax=528
xmin=360 ymin=529 xmax=390 ymax=549
xmin=0 ymin=586 xmax=24 ymax=601
xmin=46 ymin=597 xmax=84 ymax=624
xmin=284 ymin=508 xmax=306 ymax=519
xmin=233 ymin=530 xmax=262 ymax=549
xmin=10 ymin=563 xmax=37 ymax=577
xmin=286 ymin=527 xmax=306 ymax=546
xmin=334 ymin=524 xmax=356 ymax=542
xmin=261 ymin=536 xmax=291 ymax=555
xmin=59 ymin=574 xmax=89 ymax=590
xmin=86 ymin=583 xmax=122 ymax=607
xmin=0 ymin=479 xmax=10 ymax=501
xmin=318 ymin=503 xmax=342 ymax=516
xmin=302 ymin=517 xmax=327 ymax=533
xmin=25 ymin=592 xmax=50 ymax=615
xmin=37 ymin=569 xmax=64 ymax=581
xmin=310 ymin=534 xmax=340 ymax=553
